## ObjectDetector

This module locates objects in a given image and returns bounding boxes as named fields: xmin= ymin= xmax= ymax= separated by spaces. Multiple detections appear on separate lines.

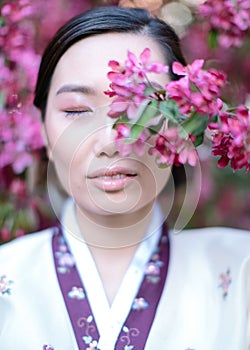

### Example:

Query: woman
xmin=0 ymin=6 xmax=249 ymax=350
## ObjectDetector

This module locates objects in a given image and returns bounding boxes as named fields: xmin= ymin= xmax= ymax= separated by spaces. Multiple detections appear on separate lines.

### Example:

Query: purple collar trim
xmin=52 ymin=223 xmax=169 ymax=349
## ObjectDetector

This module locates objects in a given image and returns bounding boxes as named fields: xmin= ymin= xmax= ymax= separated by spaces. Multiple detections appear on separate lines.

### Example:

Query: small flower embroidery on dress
xmin=218 ymin=268 xmax=232 ymax=299
xmin=132 ymin=297 xmax=149 ymax=311
xmin=43 ymin=345 xmax=54 ymax=350
xmin=77 ymin=315 xmax=99 ymax=349
xmin=120 ymin=325 xmax=140 ymax=350
xmin=0 ymin=275 xmax=13 ymax=295
xmin=68 ymin=286 xmax=85 ymax=300
xmin=145 ymin=252 xmax=164 ymax=283
xmin=55 ymin=237 xmax=75 ymax=274
xmin=86 ymin=344 xmax=98 ymax=350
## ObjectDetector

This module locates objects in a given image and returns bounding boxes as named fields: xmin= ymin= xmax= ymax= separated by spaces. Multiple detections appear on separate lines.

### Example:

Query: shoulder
xmin=0 ymin=227 xmax=55 ymax=273
xmin=0 ymin=227 xmax=54 ymax=254
xmin=171 ymin=225 xmax=250 ymax=240
xmin=169 ymin=226 xmax=250 ymax=257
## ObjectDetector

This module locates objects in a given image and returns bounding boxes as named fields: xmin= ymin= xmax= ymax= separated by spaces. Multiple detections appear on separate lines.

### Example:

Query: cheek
xmin=45 ymin=121 xmax=95 ymax=195
xmin=140 ymin=163 xmax=170 ymax=195
xmin=135 ymin=151 xmax=171 ymax=201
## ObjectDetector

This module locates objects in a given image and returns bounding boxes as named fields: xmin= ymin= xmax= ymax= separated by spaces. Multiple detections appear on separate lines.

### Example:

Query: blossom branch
xmin=105 ymin=47 xmax=250 ymax=171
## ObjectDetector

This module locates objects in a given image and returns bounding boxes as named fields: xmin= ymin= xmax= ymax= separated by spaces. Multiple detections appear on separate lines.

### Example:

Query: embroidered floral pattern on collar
xmin=52 ymin=224 xmax=169 ymax=349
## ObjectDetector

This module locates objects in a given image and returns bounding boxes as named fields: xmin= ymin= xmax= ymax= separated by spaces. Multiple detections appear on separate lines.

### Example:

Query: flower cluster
xmin=166 ymin=60 xmax=226 ymax=117
xmin=148 ymin=130 xmax=197 ymax=167
xmin=0 ymin=99 xmax=44 ymax=173
xmin=198 ymin=0 xmax=250 ymax=48
xmin=105 ymin=48 xmax=241 ymax=169
xmin=105 ymin=48 xmax=168 ymax=119
xmin=0 ymin=0 xmax=44 ymax=174
xmin=209 ymin=106 xmax=250 ymax=172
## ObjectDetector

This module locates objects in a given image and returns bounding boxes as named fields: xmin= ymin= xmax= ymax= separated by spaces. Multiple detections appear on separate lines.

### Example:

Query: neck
xmin=74 ymin=201 xmax=156 ymax=250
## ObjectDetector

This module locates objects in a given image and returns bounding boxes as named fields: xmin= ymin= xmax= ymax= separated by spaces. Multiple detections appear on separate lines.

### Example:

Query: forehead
xmin=51 ymin=32 xmax=167 ymax=89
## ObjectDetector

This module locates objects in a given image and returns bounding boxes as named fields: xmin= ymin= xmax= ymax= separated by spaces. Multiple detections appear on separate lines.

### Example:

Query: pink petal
xmin=172 ymin=62 xmax=186 ymax=75
xmin=108 ymin=60 xmax=121 ymax=71
xmin=127 ymin=51 xmax=138 ymax=66
xmin=140 ymin=48 xmax=151 ymax=64
xmin=189 ymin=59 xmax=204 ymax=72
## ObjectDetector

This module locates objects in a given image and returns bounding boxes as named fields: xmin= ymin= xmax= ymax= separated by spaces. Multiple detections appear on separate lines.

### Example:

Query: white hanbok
xmin=0 ymin=198 xmax=249 ymax=350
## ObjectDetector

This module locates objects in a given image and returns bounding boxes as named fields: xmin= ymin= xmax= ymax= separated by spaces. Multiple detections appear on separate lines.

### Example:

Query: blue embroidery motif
xmin=0 ymin=275 xmax=13 ymax=295
xmin=68 ymin=286 xmax=85 ymax=300
xmin=218 ymin=268 xmax=231 ymax=299
xmin=55 ymin=236 xmax=75 ymax=274
xmin=132 ymin=297 xmax=149 ymax=311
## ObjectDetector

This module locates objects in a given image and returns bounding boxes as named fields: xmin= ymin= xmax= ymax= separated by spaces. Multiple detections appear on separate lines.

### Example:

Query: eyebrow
xmin=56 ymin=84 xmax=96 ymax=96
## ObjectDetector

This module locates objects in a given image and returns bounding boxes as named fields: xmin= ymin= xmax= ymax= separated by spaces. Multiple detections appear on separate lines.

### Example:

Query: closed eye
xmin=64 ymin=109 xmax=93 ymax=119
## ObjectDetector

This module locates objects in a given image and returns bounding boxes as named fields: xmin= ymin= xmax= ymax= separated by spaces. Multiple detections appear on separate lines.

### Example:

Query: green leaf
xmin=210 ymin=114 xmax=218 ymax=123
xmin=0 ymin=92 xmax=6 ymax=109
xmin=180 ymin=113 xmax=208 ymax=137
xmin=129 ymin=123 xmax=144 ymax=141
xmin=0 ymin=17 xmax=5 ymax=28
xmin=193 ymin=115 xmax=209 ymax=136
xmin=193 ymin=133 xmax=204 ymax=147
xmin=131 ymin=99 xmax=153 ymax=125
xmin=159 ymin=99 xmax=180 ymax=124
xmin=144 ymin=86 xmax=156 ymax=96
xmin=112 ymin=115 xmax=132 ymax=135
xmin=148 ymin=117 xmax=165 ymax=135
xmin=112 ymin=114 xmax=130 ymax=128
xmin=0 ymin=203 xmax=14 ymax=226
xmin=136 ymin=100 xmax=158 ymax=126
xmin=125 ymin=101 xmax=159 ymax=142
xmin=208 ymin=29 xmax=218 ymax=49
xmin=156 ymin=161 xmax=170 ymax=169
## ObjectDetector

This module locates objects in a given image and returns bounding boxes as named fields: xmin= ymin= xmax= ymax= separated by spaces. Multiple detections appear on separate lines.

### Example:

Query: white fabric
xmin=0 ymin=199 xmax=250 ymax=350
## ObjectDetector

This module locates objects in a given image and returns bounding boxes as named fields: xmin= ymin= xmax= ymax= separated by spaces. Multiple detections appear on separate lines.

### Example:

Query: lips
xmin=87 ymin=167 xmax=137 ymax=192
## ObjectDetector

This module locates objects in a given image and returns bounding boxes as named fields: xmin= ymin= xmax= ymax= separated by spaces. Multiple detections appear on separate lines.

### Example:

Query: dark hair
xmin=34 ymin=6 xmax=186 ymax=117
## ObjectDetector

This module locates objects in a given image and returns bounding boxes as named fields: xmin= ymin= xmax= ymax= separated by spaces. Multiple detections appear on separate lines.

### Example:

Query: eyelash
xmin=64 ymin=110 xmax=92 ymax=118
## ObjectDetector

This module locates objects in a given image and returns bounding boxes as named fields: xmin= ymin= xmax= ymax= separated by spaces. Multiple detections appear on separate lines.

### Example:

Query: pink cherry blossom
xmin=149 ymin=130 xmax=198 ymax=167
xmin=166 ymin=60 xmax=226 ymax=116
xmin=105 ymin=48 xmax=168 ymax=119
xmin=198 ymin=0 xmax=250 ymax=48
xmin=0 ymin=0 xmax=44 ymax=175
xmin=0 ymin=106 xmax=44 ymax=174
xmin=125 ymin=48 xmax=169 ymax=76
xmin=1 ymin=1 xmax=36 ymax=23
xmin=0 ymin=228 xmax=11 ymax=243
xmin=209 ymin=105 xmax=250 ymax=172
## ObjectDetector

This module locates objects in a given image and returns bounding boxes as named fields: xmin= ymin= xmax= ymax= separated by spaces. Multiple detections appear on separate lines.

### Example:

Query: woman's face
xmin=45 ymin=32 xmax=171 ymax=217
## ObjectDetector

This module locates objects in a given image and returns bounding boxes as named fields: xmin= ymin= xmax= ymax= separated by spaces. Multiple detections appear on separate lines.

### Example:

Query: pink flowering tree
xmin=1 ymin=0 xmax=250 ymax=243
xmin=0 ymin=0 xmax=91 ymax=243
xmin=198 ymin=0 xmax=250 ymax=49
xmin=179 ymin=0 xmax=250 ymax=230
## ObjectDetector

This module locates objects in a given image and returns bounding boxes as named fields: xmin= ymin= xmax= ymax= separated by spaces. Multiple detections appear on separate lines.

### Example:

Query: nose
xmin=93 ymin=125 xmax=119 ymax=158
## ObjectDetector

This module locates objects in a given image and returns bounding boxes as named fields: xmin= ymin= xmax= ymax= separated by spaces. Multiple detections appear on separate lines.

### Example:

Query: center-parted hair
xmin=34 ymin=6 xmax=186 ymax=117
